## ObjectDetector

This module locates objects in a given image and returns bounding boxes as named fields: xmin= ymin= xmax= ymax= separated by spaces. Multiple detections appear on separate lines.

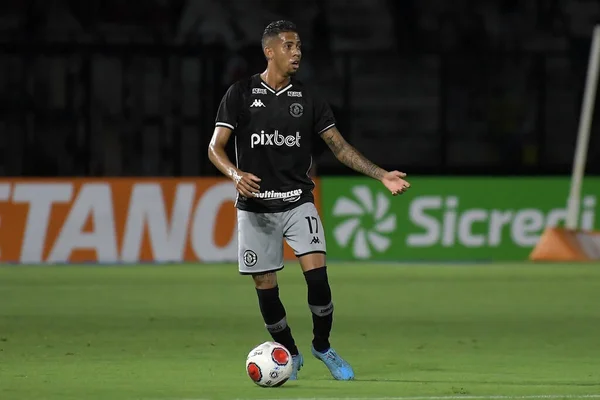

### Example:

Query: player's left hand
xmin=381 ymin=170 xmax=410 ymax=196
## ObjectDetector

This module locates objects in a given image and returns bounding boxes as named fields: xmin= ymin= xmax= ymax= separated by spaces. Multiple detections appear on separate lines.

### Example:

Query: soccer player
xmin=208 ymin=20 xmax=410 ymax=381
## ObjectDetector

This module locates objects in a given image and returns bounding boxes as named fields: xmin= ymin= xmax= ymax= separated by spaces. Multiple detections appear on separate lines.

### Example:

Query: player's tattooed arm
xmin=321 ymin=127 xmax=387 ymax=181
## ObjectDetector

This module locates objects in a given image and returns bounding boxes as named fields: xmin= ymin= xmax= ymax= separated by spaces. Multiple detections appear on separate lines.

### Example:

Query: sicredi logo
xmin=406 ymin=195 xmax=597 ymax=248
xmin=251 ymin=130 xmax=301 ymax=149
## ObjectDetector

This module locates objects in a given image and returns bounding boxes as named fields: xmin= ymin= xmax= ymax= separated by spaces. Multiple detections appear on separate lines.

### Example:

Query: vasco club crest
xmin=243 ymin=250 xmax=258 ymax=266
xmin=289 ymin=103 xmax=303 ymax=118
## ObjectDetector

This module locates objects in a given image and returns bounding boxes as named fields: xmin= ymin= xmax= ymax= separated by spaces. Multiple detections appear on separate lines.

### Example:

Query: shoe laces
xmin=324 ymin=349 xmax=344 ymax=368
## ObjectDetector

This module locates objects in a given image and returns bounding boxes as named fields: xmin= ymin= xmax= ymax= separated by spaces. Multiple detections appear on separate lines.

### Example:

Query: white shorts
xmin=237 ymin=202 xmax=327 ymax=275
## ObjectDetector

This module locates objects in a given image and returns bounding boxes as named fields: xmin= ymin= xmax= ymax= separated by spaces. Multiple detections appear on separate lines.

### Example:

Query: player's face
xmin=270 ymin=32 xmax=302 ymax=76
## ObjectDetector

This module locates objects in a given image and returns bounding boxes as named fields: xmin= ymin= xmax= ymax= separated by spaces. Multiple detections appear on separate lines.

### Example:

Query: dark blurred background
xmin=1 ymin=0 xmax=599 ymax=178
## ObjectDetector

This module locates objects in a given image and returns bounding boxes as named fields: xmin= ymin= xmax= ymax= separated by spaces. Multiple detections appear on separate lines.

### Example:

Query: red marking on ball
xmin=271 ymin=347 xmax=289 ymax=365
xmin=247 ymin=362 xmax=262 ymax=381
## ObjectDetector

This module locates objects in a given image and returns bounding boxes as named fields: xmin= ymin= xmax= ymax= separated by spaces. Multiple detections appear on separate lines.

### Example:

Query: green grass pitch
xmin=1 ymin=262 xmax=600 ymax=400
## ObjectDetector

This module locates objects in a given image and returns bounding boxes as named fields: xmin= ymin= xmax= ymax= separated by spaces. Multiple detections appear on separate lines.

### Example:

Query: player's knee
xmin=253 ymin=272 xmax=278 ymax=289
xmin=298 ymin=252 xmax=327 ymax=272
xmin=303 ymin=265 xmax=328 ymax=284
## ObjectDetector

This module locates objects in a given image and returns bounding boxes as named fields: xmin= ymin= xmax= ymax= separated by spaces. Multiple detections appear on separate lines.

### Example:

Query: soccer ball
xmin=245 ymin=341 xmax=293 ymax=387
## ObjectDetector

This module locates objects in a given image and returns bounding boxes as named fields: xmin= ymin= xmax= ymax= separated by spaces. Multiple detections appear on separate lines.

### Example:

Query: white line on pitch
xmin=231 ymin=395 xmax=600 ymax=400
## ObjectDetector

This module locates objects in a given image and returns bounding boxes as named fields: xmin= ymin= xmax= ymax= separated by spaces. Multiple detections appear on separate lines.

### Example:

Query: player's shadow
xmin=340 ymin=378 xmax=600 ymax=387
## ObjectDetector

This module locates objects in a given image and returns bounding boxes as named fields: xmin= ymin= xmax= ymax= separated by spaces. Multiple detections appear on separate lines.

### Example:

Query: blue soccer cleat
xmin=289 ymin=352 xmax=304 ymax=380
xmin=311 ymin=346 xmax=355 ymax=380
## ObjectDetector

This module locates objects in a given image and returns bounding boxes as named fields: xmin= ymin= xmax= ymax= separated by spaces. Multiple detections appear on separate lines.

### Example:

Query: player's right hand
xmin=232 ymin=170 xmax=261 ymax=198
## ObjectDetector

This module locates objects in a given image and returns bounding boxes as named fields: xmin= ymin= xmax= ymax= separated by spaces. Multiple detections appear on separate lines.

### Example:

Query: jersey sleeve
xmin=215 ymin=82 xmax=242 ymax=131
xmin=313 ymin=93 xmax=336 ymax=135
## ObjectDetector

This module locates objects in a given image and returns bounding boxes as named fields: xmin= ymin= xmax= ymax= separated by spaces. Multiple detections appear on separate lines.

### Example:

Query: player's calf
xmin=254 ymin=273 xmax=300 ymax=356
xmin=303 ymin=266 xmax=333 ymax=352
xmin=304 ymin=266 xmax=354 ymax=380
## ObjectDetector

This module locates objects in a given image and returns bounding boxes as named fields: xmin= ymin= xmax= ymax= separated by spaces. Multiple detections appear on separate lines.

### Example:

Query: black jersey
xmin=215 ymin=73 xmax=336 ymax=213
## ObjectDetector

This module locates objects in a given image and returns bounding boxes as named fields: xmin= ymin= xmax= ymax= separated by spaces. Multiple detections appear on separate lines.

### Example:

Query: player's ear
xmin=263 ymin=45 xmax=274 ymax=61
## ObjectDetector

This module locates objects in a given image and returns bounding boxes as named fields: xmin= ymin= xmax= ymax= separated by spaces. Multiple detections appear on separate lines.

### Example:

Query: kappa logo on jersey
xmin=251 ymin=130 xmax=301 ymax=149
xmin=252 ymin=88 xmax=268 ymax=95
xmin=310 ymin=236 xmax=321 ymax=244
xmin=250 ymin=99 xmax=266 ymax=108
xmin=254 ymin=189 xmax=303 ymax=202
xmin=287 ymin=91 xmax=302 ymax=97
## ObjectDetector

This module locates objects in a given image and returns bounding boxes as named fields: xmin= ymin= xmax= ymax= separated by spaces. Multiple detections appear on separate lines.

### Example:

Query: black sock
xmin=304 ymin=266 xmax=333 ymax=353
xmin=256 ymin=286 xmax=299 ymax=356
